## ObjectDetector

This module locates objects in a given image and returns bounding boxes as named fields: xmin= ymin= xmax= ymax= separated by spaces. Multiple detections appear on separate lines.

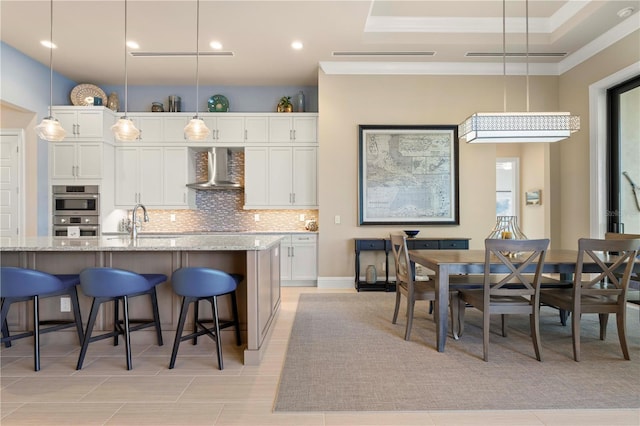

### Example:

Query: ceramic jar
xmin=151 ymin=102 xmax=164 ymax=112
xmin=107 ymin=92 xmax=119 ymax=112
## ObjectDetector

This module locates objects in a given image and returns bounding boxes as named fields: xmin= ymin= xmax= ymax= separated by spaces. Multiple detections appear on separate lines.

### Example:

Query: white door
xmin=292 ymin=116 xmax=317 ymax=143
xmin=244 ymin=147 xmax=269 ymax=207
xmin=115 ymin=146 xmax=140 ymax=205
xmin=139 ymin=147 xmax=164 ymax=205
xmin=163 ymin=147 xmax=188 ymax=206
xmin=0 ymin=130 xmax=23 ymax=238
xmin=291 ymin=243 xmax=318 ymax=280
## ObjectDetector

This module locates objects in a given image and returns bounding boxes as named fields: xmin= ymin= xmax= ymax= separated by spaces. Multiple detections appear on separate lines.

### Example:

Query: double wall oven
xmin=52 ymin=185 xmax=100 ymax=237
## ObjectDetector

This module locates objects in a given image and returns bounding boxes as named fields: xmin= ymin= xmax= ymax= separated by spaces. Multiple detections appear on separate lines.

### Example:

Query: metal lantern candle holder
xmin=488 ymin=216 xmax=527 ymax=256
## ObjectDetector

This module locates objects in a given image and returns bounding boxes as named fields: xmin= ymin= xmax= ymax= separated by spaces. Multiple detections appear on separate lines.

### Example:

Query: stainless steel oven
xmin=52 ymin=216 xmax=100 ymax=237
xmin=53 ymin=185 xmax=100 ymax=216
xmin=52 ymin=185 xmax=100 ymax=237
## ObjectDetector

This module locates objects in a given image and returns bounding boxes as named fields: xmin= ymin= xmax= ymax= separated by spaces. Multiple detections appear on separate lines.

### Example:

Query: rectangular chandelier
xmin=458 ymin=112 xmax=581 ymax=143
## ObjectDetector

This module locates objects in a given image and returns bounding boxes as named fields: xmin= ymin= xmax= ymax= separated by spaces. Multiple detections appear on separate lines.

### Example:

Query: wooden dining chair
xmin=540 ymin=237 xmax=640 ymax=361
xmin=389 ymin=233 xmax=460 ymax=341
xmin=457 ymin=238 xmax=550 ymax=362
xmin=605 ymin=232 xmax=640 ymax=320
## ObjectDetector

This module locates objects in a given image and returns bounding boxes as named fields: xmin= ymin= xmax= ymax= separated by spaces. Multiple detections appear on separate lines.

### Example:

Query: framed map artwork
xmin=358 ymin=125 xmax=459 ymax=225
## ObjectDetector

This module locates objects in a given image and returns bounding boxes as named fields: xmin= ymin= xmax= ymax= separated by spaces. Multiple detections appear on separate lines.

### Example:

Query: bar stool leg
xmin=211 ymin=296 xmax=223 ymax=370
xmin=70 ymin=287 xmax=84 ymax=344
xmin=77 ymin=297 xmax=102 ymax=370
xmin=33 ymin=295 xmax=40 ymax=372
xmin=169 ymin=296 xmax=191 ymax=369
xmin=1 ymin=300 xmax=12 ymax=348
xmin=113 ymin=298 xmax=120 ymax=346
xmin=122 ymin=295 xmax=133 ymax=370
xmin=192 ymin=299 xmax=199 ymax=345
xmin=231 ymin=291 xmax=242 ymax=346
xmin=150 ymin=288 xmax=163 ymax=346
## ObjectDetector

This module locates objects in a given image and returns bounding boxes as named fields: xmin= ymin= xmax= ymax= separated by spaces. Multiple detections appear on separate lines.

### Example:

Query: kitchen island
xmin=0 ymin=234 xmax=283 ymax=365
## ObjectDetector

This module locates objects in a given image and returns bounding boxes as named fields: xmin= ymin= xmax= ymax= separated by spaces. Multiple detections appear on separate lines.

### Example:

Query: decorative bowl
xmin=404 ymin=230 xmax=420 ymax=238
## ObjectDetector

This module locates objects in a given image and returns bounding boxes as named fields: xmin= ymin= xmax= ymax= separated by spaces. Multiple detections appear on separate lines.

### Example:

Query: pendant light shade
xmin=184 ymin=117 xmax=210 ymax=141
xmin=36 ymin=0 xmax=67 ymax=142
xmin=459 ymin=112 xmax=580 ymax=143
xmin=111 ymin=117 xmax=140 ymax=141
xmin=184 ymin=0 xmax=210 ymax=141
xmin=111 ymin=0 xmax=139 ymax=141
xmin=459 ymin=0 xmax=580 ymax=144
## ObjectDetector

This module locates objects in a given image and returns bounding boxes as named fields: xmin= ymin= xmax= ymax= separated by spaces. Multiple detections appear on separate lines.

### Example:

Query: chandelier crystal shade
xmin=36 ymin=0 xmax=66 ymax=142
xmin=111 ymin=0 xmax=139 ymax=141
xmin=460 ymin=0 xmax=580 ymax=144
xmin=184 ymin=0 xmax=210 ymax=141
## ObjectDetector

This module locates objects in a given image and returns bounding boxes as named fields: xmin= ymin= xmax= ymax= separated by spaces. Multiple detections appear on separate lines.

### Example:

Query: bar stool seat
xmin=169 ymin=268 xmax=242 ymax=370
xmin=76 ymin=267 xmax=166 ymax=370
xmin=1 ymin=267 xmax=84 ymax=371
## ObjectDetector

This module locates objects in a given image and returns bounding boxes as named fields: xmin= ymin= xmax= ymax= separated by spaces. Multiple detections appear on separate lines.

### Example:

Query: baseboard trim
xmin=317 ymin=277 xmax=354 ymax=289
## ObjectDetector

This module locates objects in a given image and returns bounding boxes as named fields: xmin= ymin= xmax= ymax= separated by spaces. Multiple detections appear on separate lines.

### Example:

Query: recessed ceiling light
xmin=126 ymin=41 xmax=139 ymax=49
xmin=40 ymin=40 xmax=56 ymax=49
xmin=291 ymin=41 xmax=303 ymax=50
xmin=210 ymin=41 xmax=223 ymax=50
xmin=617 ymin=7 xmax=634 ymax=18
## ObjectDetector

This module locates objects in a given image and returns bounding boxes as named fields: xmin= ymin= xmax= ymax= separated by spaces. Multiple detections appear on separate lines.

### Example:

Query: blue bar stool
xmin=76 ymin=267 xmax=166 ymax=370
xmin=169 ymin=268 xmax=242 ymax=370
xmin=0 ymin=267 xmax=84 ymax=371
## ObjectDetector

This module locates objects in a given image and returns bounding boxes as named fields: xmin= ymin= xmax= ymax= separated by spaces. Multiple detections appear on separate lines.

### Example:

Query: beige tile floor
xmin=1 ymin=287 xmax=639 ymax=425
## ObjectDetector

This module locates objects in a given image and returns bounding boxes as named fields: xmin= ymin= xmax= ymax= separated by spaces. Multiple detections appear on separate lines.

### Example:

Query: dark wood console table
xmin=354 ymin=237 xmax=470 ymax=291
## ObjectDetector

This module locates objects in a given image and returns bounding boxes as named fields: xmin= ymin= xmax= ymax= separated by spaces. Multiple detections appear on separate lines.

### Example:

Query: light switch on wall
xmin=334 ymin=215 xmax=341 ymax=224
xmin=254 ymin=214 xmax=260 ymax=222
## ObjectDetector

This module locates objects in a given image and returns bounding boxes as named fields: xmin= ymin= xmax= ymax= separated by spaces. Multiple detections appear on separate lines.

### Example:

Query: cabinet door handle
xmin=244 ymin=129 xmax=247 ymax=141
xmin=291 ymin=246 xmax=295 ymax=257
xmin=76 ymin=124 xmax=80 ymax=135
xmin=138 ymin=129 xmax=143 ymax=140
xmin=292 ymin=129 xmax=296 ymax=140
xmin=289 ymin=129 xmax=293 ymax=140
xmin=292 ymin=193 xmax=296 ymax=204
xmin=75 ymin=165 xmax=79 ymax=176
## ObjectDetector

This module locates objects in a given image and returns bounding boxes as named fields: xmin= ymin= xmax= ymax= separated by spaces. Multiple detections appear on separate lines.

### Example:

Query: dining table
xmin=408 ymin=248 xmax=637 ymax=353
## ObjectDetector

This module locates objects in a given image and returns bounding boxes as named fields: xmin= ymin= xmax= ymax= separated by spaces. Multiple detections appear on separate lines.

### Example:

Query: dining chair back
xmin=605 ymin=232 xmax=640 ymax=318
xmin=457 ymin=238 xmax=550 ymax=361
xmin=540 ymin=237 xmax=640 ymax=361
xmin=1 ymin=267 xmax=84 ymax=371
xmin=390 ymin=234 xmax=461 ymax=341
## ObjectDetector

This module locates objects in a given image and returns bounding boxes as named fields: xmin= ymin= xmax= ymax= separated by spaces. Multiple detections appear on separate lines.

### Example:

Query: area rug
xmin=274 ymin=292 xmax=640 ymax=411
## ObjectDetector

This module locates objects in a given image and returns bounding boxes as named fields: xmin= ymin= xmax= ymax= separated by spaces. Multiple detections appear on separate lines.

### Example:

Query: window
xmin=496 ymin=158 xmax=520 ymax=218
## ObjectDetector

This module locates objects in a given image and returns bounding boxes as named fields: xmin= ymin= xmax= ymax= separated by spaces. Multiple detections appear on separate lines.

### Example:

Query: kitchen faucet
xmin=130 ymin=204 xmax=149 ymax=239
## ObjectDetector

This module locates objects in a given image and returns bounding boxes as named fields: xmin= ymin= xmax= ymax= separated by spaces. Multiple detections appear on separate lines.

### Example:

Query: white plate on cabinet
xmin=70 ymin=84 xmax=107 ymax=106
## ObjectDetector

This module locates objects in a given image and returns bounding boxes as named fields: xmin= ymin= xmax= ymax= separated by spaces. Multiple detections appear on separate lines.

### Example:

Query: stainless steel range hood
xmin=186 ymin=148 xmax=242 ymax=190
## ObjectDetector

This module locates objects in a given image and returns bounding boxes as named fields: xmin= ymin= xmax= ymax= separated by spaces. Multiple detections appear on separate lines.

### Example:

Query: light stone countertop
xmin=0 ymin=234 xmax=284 ymax=252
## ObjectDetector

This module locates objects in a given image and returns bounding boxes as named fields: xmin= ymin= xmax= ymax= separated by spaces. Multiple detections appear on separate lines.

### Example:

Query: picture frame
xmin=358 ymin=124 xmax=459 ymax=225
xmin=526 ymin=190 xmax=541 ymax=205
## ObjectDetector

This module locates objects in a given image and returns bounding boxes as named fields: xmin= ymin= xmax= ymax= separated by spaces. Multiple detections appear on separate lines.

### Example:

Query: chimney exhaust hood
xmin=186 ymin=147 xmax=242 ymax=190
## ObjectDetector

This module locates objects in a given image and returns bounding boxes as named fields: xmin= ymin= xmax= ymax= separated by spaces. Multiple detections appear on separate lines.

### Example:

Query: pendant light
xmin=184 ymin=0 xmax=210 ymax=141
xmin=459 ymin=0 xmax=580 ymax=143
xmin=35 ymin=0 xmax=66 ymax=141
xmin=111 ymin=0 xmax=140 ymax=141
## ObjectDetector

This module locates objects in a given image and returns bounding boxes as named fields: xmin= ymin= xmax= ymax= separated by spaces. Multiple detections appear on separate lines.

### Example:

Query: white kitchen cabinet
xmin=115 ymin=146 xmax=163 ymax=206
xmin=244 ymin=147 xmax=269 ymax=207
xmin=163 ymin=115 xmax=190 ymax=141
xmin=244 ymin=147 xmax=317 ymax=209
xmin=268 ymin=115 xmax=317 ymax=143
xmin=115 ymin=146 xmax=191 ymax=208
xmin=280 ymin=234 xmax=318 ymax=285
xmin=130 ymin=115 xmax=163 ymax=141
xmin=162 ymin=146 xmax=190 ymax=206
xmin=52 ymin=107 xmax=113 ymax=141
xmin=50 ymin=142 xmax=103 ymax=180
xmin=202 ymin=115 xmax=268 ymax=143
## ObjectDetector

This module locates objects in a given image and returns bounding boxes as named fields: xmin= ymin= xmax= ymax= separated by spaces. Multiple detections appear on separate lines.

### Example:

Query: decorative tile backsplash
xmin=133 ymin=150 xmax=318 ymax=233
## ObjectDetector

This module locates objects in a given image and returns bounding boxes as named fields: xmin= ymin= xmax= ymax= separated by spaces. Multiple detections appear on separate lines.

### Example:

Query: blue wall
xmin=1 ymin=42 xmax=318 ymax=235
xmin=102 ymin=85 xmax=318 ymax=113
xmin=1 ymin=42 xmax=77 ymax=235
